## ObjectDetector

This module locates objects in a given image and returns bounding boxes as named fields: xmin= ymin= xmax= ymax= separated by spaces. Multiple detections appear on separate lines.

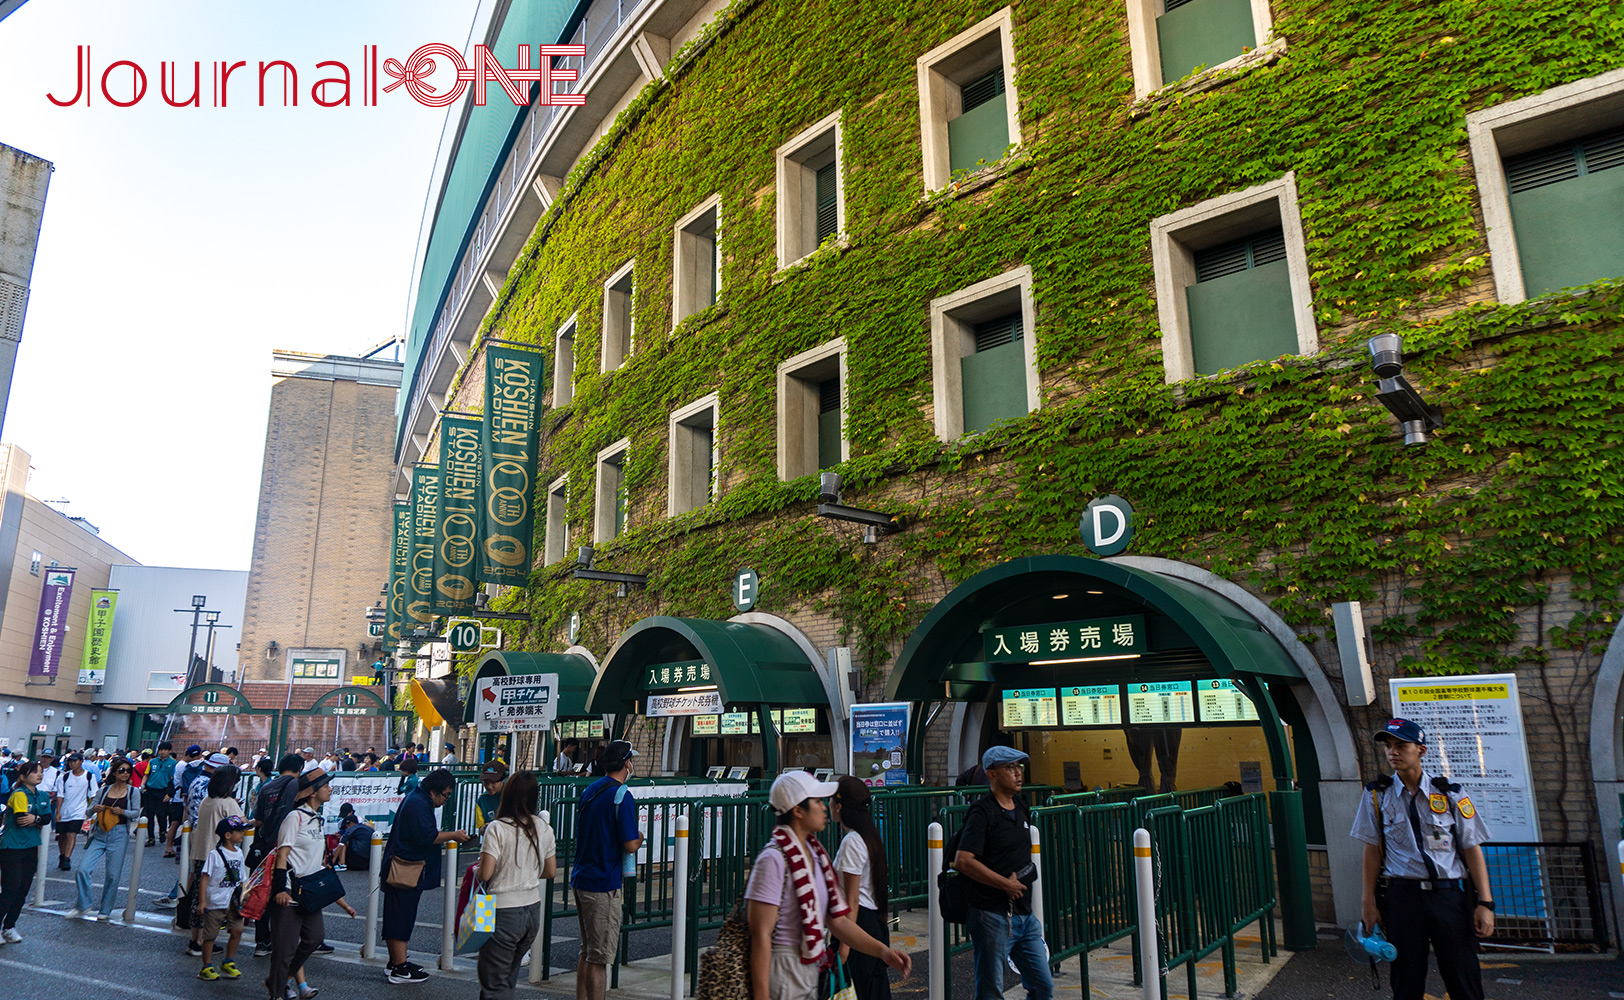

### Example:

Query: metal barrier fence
xmin=1481 ymin=841 xmax=1609 ymax=951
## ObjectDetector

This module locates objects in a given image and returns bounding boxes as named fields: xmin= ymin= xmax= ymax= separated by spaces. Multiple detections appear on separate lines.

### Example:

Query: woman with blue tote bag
xmin=267 ymin=770 xmax=356 ymax=1000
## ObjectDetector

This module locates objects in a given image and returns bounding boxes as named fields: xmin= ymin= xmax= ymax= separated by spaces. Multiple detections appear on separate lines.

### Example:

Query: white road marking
xmin=0 ymin=955 xmax=194 ymax=1000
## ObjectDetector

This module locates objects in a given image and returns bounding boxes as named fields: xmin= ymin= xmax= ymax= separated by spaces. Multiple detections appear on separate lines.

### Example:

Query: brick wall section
xmin=160 ymin=681 xmax=391 ymax=755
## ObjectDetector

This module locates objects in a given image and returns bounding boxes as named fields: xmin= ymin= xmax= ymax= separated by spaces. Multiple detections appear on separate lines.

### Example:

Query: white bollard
xmin=671 ymin=813 xmax=690 ymax=1000
xmin=363 ymin=835 xmax=384 ymax=960
xmin=178 ymin=824 xmax=191 ymax=876
xmin=440 ymin=840 xmax=458 ymax=971
xmin=1029 ymin=826 xmax=1044 ymax=933
xmin=124 ymin=818 xmax=148 ymax=923
xmin=32 ymin=839 xmax=47 ymax=907
xmin=1134 ymin=828 xmax=1160 ymax=1000
xmin=927 ymin=822 xmax=944 ymax=1000
xmin=526 ymin=809 xmax=554 ymax=985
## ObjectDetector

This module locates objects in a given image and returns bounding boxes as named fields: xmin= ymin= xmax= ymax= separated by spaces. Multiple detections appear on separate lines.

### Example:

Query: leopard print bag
xmin=695 ymin=895 xmax=752 ymax=1000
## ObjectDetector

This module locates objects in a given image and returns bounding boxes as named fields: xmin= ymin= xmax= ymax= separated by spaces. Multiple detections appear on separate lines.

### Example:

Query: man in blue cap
xmin=1350 ymin=718 xmax=1494 ymax=1000
xmin=952 ymin=745 xmax=1051 ymax=1000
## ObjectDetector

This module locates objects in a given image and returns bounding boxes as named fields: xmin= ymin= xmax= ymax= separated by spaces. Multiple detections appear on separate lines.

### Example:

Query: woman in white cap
xmin=746 ymin=771 xmax=911 ymax=1000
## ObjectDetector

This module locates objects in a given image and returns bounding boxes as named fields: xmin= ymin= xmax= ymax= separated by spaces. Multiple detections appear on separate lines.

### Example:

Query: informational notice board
xmin=851 ymin=702 xmax=910 ymax=786
xmin=1388 ymin=674 xmax=1539 ymax=842
xmin=1002 ymin=688 xmax=1058 ymax=728
xmin=1061 ymin=685 xmax=1122 ymax=726
xmin=1127 ymin=681 xmax=1194 ymax=724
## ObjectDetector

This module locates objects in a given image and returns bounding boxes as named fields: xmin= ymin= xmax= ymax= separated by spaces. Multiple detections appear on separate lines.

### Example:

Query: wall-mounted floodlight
xmin=571 ymin=544 xmax=649 ymax=592
xmin=815 ymin=472 xmax=902 ymax=543
xmin=1367 ymin=334 xmax=1443 ymax=446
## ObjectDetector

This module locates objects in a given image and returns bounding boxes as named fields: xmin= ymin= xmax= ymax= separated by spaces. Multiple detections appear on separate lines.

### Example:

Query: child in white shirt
xmin=196 ymin=816 xmax=249 ymax=980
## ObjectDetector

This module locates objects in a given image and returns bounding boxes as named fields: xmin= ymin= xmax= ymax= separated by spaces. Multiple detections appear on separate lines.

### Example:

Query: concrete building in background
xmin=0 ymin=144 xmax=51 ymax=443
xmin=0 ymin=443 xmax=136 ymax=756
xmin=225 ymin=351 xmax=401 ymax=752
xmin=91 ymin=565 xmax=248 ymax=748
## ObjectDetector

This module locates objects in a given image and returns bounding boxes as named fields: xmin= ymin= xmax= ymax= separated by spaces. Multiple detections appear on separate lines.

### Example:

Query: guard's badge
xmin=1458 ymin=797 xmax=1475 ymax=819
xmin=1429 ymin=793 xmax=1449 ymax=814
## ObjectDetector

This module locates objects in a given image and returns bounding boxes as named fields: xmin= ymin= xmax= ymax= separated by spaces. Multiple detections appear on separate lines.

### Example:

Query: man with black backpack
xmin=248 ymin=753 xmax=304 ymax=958
xmin=951 ymin=746 xmax=1050 ymax=1000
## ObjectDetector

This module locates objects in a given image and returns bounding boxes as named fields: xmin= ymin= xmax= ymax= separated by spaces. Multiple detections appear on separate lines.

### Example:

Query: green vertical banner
xmin=408 ymin=465 xmax=440 ymax=630
xmin=479 ymin=344 xmax=544 ymax=586
xmin=386 ymin=501 xmax=411 ymax=650
xmin=436 ymin=415 xmax=483 ymax=615
xmin=77 ymin=590 xmax=118 ymax=687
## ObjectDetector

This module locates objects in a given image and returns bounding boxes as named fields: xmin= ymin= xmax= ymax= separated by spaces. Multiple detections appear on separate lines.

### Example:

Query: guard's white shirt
xmin=1350 ymin=769 xmax=1491 ymax=880
xmin=300 ymin=758 xmax=320 ymax=774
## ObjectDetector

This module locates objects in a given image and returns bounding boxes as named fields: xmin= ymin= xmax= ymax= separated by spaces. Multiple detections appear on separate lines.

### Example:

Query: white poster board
xmin=475 ymin=673 xmax=560 ymax=733
xmin=1388 ymin=673 xmax=1539 ymax=842
xmin=320 ymin=774 xmax=407 ymax=833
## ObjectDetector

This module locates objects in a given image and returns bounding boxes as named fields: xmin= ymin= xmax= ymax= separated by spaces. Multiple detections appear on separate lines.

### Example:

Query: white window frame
xmin=543 ymin=475 xmax=569 ymax=566
xmin=916 ymin=7 xmax=1023 ymax=192
xmin=552 ymin=315 xmax=577 ymax=406
xmin=593 ymin=439 xmax=630 ymax=543
xmin=673 ymin=195 xmax=722 ymax=328
xmin=667 ymin=394 xmax=720 ymax=516
xmin=1150 ymin=172 xmax=1316 ymax=383
xmin=929 ymin=266 xmax=1038 ymax=441
xmin=1125 ymin=0 xmax=1279 ymax=101
xmin=1466 ymin=67 xmax=1624 ymax=305
xmin=776 ymin=338 xmax=849 ymax=479
xmin=775 ymin=111 xmax=846 ymax=268
xmin=601 ymin=260 xmax=635 ymax=371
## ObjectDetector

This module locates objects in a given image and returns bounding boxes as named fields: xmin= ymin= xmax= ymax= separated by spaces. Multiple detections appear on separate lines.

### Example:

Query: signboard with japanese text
xmin=782 ymin=708 xmax=818 ymax=734
xmin=1389 ymin=674 xmax=1539 ymax=842
xmin=1127 ymin=681 xmax=1194 ymax=724
xmin=720 ymin=711 xmax=750 ymax=735
xmin=185 ymin=689 xmax=241 ymax=715
xmin=78 ymin=589 xmax=117 ymax=687
xmin=319 ymin=774 xmax=406 ymax=832
xmin=647 ymin=690 xmax=725 ymax=717
xmin=851 ymin=702 xmax=910 ymax=786
xmin=983 ymin=614 xmax=1146 ymax=663
xmin=749 ymin=709 xmax=783 ymax=735
xmin=1060 ymin=685 xmax=1122 ymax=726
xmin=316 ymin=690 xmax=384 ymax=716
xmin=643 ymin=660 xmax=711 ymax=690
xmin=475 ymin=672 xmax=559 ymax=733
xmin=27 ymin=568 xmax=75 ymax=680
xmin=1195 ymin=679 xmax=1260 ymax=723
xmin=691 ymin=715 xmax=720 ymax=736
xmin=1002 ymin=688 xmax=1059 ymax=728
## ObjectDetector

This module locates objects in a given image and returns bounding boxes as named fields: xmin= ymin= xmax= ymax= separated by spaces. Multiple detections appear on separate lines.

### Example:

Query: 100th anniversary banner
xmin=479 ymin=343 xmax=543 ymax=586
xmin=386 ymin=500 xmax=411 ymax=649
xmin=436 ymin=414 xmax=483 ymax=615
xmin=407 ymin=465 xmax=440 ymax=630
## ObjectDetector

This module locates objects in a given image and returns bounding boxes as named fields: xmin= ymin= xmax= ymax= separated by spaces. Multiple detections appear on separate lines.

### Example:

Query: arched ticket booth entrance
xmin=283 ymin=686 xmax=411 ymax=756
xmin=466 ymin=649 xmax=604 ymax=771
xmin=886 ymin=555 xmax=1319 ymax=950
xmin=586 ymin=616 xmax=837 ymax=779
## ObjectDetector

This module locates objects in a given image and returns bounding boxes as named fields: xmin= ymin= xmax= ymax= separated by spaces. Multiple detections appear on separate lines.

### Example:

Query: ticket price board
xmin=1060 ymin=685 xmax=1122 ymax=726
xmin=1002 ymin=688 xmax=1058 ymax=728
xmin=691 ymin=715 xmax=720 ymax=736
xmin=782 ymin=708 xmax=818 ymax=734
xmin=749 ymin=710 xmax=784 ymax=734
xmin=1195 ymin=679 xmax=1259 ymax=723
xmin=1127 ymin=682 xmax=1194 ymax=724
xmin=720 ymin=712 xmax=750 ymax=735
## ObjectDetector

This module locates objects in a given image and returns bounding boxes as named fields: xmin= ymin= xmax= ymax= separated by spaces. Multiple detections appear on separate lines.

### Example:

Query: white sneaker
xmin=63 ymin=908 xmax=84 ymax=919
xmin=95 ymin=913 xmax=110 ymax=922
xmin=3 ymin=928 xmax=22 ymax=943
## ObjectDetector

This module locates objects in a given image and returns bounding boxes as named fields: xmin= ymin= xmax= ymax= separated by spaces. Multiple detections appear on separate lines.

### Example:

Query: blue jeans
xmin=966 ymin=905 xmax=1053 ymax=1000
xmin=74 ymin=827 xmax=131 ymax=915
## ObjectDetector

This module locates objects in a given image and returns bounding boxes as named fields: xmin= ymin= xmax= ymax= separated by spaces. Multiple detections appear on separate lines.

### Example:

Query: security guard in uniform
xmin=1351 ymin=718 xmax=1494 ymax=1000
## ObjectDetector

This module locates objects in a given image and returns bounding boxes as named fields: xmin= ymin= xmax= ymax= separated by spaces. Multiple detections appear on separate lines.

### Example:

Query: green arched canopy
xmin=464 ymin=650 xmax=601 ymax=725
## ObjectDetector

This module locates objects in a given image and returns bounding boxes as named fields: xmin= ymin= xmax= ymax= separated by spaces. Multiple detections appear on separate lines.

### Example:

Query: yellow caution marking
xmin=1134 ymin=847 xmax=1152 ymax=857
xmin=676 ymin=829 xmax=688 ymax=838
xmin=928 ymin=839 xmax=942 ymax=849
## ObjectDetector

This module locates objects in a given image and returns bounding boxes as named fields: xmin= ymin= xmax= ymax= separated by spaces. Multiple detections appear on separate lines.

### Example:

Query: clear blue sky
xmin=0 ymin=1 xmax=486 ymax=569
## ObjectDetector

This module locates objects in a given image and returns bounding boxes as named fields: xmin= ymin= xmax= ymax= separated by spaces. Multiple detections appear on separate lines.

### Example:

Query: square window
xmin=543 ymin=475 xmax=569 ymax=566
xmin=916 ymin=8 xmax=1022 ymax=191
xmin=776 ymin=338 xmax=848 ymax=479
xmin=929 ymin=266 xmax=1038 ymax=440
xmin=1126 ymin=0 xmax=1277 ymax=100
xmin=29 ymin=551 xmax=40 ymax=576
xmin=553 ymin=316 xmax=577 ymax=407
xmin=776 ymin=112 xmax=845 ymax=267
xmin=593 ymin=440 xmax=630 ymax=543
xmin=1466 ymin=68 xmax=1624 ymax=303
xmin=673 ymin=197 xmax=721 ymax=327
xmin=601 ymin=261 xmax=635 ymax=371
xmin=1150 ymin=173 xmax=1317 ymax=382
xmin=668 ymin=394 xmax=719 ymax=515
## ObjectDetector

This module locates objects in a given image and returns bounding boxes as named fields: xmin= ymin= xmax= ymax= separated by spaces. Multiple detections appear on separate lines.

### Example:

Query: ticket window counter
xmin=685 ymin=708 xmax=832 ymax=778
xmin=548 ymin=718 xmax=606 ymax=773
xmin=996 ymin=680 xmax=1287 ymax=794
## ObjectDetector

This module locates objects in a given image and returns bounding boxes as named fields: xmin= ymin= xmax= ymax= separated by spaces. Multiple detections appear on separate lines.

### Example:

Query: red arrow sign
xmin=482 ymin=686 xmax=497 ymax=703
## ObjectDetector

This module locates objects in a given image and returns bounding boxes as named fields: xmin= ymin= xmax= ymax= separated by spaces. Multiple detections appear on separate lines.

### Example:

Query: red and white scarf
xmin=772 ymin=825 xmax=849 ymax=966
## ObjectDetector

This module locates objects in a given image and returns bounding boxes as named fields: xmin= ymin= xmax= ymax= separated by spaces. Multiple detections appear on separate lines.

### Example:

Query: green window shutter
xmin=948 ymin=68 xmax=1011 ymax=174
xmin=708 ymin=233 xmax=718 ymax=306
xmin=816 ymin=377 xmax=841 ymax=469
xmin=1505 ymin=128 xmax=1624 ymax=298
xmin=815 ymin=164 xmax=838 ymax=244
xmin=1157 ymin=0 xmax=1256 ymax=84
xmin=614 ymin=473 xmax=627 ymax=537
xmin=960 ymin=312 xmax=1027 ymax=434
xmin=1184 ymin=228 xmax=1298 ymax=376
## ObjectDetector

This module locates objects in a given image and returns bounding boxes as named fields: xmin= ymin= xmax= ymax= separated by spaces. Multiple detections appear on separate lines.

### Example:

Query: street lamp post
xmin=183 ymin=594 xmax=205 ymax=687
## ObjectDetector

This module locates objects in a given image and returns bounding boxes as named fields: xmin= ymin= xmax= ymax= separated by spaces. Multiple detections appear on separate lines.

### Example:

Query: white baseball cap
xmin=768 ymin=770 xmax=840 ymax=814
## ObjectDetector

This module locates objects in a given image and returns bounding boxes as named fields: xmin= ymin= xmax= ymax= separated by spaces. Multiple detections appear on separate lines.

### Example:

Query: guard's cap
xmin=603 ymin=739 xmax=639 ymax=767
xmin=1374 ymin=718 xmax=1426 ymax=746
xmin=768 ymin=770 xmax=839 ymax=814
xmin=982 ymin=745 xmax=1030 ymax=771
xmin=186 ymin=745 xmax=203 ymax=756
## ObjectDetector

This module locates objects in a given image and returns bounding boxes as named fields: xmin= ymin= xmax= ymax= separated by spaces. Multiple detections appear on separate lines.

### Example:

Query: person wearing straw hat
xmin=746 ymin=770 xmax=911 ymax=1000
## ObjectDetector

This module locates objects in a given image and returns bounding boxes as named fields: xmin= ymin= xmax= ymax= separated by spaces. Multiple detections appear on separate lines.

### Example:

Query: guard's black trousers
xmin=1380 ymin=879 xmax=1483 ymax=1000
